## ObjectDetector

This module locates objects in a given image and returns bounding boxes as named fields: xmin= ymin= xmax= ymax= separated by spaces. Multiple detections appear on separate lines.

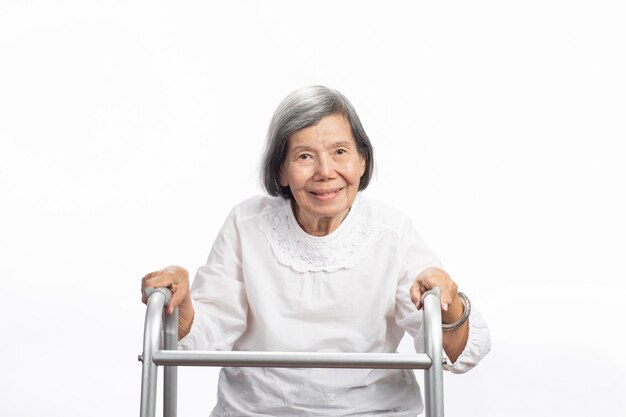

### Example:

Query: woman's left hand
xmin=410 ymin=267 xmax=458 ymax=316
xmin=411 ymin=267 xmax=470 ymax=363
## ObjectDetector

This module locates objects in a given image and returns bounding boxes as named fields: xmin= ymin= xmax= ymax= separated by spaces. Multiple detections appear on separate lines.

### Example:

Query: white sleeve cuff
xmin=443 ymin=307 xmax=491 ymax=374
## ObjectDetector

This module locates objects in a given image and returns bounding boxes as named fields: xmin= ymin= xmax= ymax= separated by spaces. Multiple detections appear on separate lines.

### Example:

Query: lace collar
xmin=258 ymin=195 xmax=383 ymax=272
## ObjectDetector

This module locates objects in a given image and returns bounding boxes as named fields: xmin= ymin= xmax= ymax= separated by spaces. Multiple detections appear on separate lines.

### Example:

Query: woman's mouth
xmin=310 ymin=188 xmax=344 ymax=200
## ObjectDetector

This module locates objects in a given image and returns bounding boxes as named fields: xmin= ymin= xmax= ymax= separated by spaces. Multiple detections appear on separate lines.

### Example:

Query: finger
xmin=417 ymin=267 xmax=442 ymax=282
xmin=446 ymin=277 xmax=459 ymax=305
xmin=144 ymin=275 xmax=174 ymax=290
xmin=417 ymin=276 xmax=440 ymax=290
xmin=410 ymin=282 xmax=424 ymax=310
xmin=410 ymin=281 xmax=420 ymax=304
xmin=436 ymin=284 xmax=449 ymax=311
xmin=141 ymin=272 xmax=157 ymax=304
xmin=142 ymin=279 xmax=175 ymax=307
xmin=141 ymin=280 xmax=147 ymax=304
xmin=413 ymin=277 xmax=438 ymax=309
xmin=142 ymin=271 xmax=165 ymax=289
xmin=141 ymin=271 xmax=159 ymax=284
xmin=168 ymin=287 xmax=184 ymax=315
xmin=442 ymin=289 xmax=454 ymax=311
xmin=417 ymin=279 xmax=447 ymax=310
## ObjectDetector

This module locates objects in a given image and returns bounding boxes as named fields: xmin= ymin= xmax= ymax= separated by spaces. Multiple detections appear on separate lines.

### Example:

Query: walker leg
xmin=423 ymin=288 xmax=445 ymax=417
xmin=140 ymin=287 xmax=445 ymax=416
xmin=163 ymin=308 xmax=178 ymax=417
xmin=140 ymin=292 xmax=168 ymax=417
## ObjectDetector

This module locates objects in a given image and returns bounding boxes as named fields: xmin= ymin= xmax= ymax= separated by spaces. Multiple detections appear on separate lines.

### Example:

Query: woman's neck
xmin=292 ymin=202 xmax=350 ymax=237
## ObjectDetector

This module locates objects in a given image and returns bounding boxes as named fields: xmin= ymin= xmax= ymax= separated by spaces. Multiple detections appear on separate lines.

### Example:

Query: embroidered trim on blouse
xmin=258 ymin=198 xmax=383 ymax=272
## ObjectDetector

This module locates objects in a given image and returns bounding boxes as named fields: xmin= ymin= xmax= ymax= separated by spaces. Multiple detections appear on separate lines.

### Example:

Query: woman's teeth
xmin=312 ymin=189 xmax=341 ymax=196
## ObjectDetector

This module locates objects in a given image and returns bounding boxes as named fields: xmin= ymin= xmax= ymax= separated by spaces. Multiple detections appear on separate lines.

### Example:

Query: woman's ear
xmin=359 ymin=154 xmax=366 ymax=177
xmin=278 ymin=166 xmax=288 ymax=187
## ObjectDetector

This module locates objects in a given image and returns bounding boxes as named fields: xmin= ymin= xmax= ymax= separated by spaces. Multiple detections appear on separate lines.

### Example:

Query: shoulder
xmin=355 ymin=194 xmax=415 ymax=234
xmin=228 ymin=194 xmax=288 ymax=223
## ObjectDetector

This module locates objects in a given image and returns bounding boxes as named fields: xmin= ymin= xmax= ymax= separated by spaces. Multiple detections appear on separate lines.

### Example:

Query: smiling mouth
xmin=310 ymin=187 xmax=344 ymax=197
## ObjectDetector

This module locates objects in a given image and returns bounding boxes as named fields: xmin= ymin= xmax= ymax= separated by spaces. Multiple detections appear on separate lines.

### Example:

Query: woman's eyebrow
xmin=331 ymin=141 xmax=354 ymax=148
xmin=290 ymin=140 xmax=354 ymax=153
xmin=292 ymin=140 xmax=353 ymax=149
xmin=289 ymin=144 xmax=315 ymax=153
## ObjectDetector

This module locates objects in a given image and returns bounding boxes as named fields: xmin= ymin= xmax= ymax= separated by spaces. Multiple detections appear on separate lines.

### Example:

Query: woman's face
xmin=280 ymin=114 xmax=366 ymax=234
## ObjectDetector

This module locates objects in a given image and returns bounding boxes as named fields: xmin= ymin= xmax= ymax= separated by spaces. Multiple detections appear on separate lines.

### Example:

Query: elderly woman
xmin=141 ymin=86 xmax=491 ymax=416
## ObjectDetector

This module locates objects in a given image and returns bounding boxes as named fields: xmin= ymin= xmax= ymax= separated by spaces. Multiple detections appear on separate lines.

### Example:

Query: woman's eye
xmin=298 ymin=154 xmax=311 ymax=160
xmin=336 ymin=149 xmax=346 ymax=155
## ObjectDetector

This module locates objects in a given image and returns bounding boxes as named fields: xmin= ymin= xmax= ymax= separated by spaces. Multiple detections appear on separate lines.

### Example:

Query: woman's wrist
xmin=441 ymin=292 xmax=471 ymax=331
xmin=441 ymin=294 xmax=463 ymax=323
xmin=178 ymin=309 xmax=194 ymax=340
xmin=177 ymin=296 xmax=194 ymax=339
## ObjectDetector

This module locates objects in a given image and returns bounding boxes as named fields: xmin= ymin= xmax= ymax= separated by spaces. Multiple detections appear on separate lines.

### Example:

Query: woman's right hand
xmin=141 ymin=265 xmax=191 ymax=316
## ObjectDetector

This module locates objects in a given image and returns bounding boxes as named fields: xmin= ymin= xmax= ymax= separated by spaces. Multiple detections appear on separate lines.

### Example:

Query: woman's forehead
xmin=287 ymin=115 xmax=354 ymax=149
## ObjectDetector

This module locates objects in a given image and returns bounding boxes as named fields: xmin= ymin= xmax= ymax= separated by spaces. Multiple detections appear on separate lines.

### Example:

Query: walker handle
xmin=144 ymin=287 xmax=173 ymax=305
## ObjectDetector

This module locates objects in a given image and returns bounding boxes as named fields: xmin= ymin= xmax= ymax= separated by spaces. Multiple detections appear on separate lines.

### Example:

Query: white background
xmin=1 ymin=1 xmax=625 ymax=416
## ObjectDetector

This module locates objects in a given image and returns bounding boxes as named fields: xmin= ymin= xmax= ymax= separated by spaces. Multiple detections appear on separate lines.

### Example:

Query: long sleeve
xmin=440 ymin=307 xmax=491 ymax=373
xmin=393 ymin=218 xmax=443 ymax=347
xmin=174 ymin=195 xmax=490 ymax=415
xmin=393 ymin=219 xmax=491 ymax=373
xmin=178 ymin=210 xmax=249 ymax=351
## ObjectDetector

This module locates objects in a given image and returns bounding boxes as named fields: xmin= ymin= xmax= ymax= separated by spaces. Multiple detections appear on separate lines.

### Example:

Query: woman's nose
xmin=313 ymin=154 xmax=335 ymax=180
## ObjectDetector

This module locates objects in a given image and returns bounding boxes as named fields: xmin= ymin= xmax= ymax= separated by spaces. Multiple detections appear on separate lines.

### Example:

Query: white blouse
xmin=179 ymin=194 xmax=491 ymax=416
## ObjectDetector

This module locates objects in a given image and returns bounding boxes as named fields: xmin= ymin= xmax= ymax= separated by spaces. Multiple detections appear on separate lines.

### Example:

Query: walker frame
xmin=139 ymin=287 xmax=446 ymax=417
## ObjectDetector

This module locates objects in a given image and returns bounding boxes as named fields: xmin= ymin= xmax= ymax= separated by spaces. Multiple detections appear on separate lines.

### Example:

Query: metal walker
xmin=139 ymin=287 xmax=446 ymax=417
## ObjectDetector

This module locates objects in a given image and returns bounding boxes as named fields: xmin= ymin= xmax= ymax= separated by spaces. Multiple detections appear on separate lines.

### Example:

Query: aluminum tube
xmin=163 ymin=307 xmax=178 ymax=417
xmin=144 ymin=287 xmax=173 ymax=304
xmin=139 ymin=291 xmax=168 ymax=417
xmin=152 ymin=351 xmax=432 ymax=369
xmin=423 ymin=287 xmax=445 ymax=417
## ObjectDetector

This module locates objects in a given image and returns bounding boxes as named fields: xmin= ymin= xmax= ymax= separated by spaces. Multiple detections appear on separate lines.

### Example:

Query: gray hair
xmin=261 ymin=85 xmax=375 ymax=199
